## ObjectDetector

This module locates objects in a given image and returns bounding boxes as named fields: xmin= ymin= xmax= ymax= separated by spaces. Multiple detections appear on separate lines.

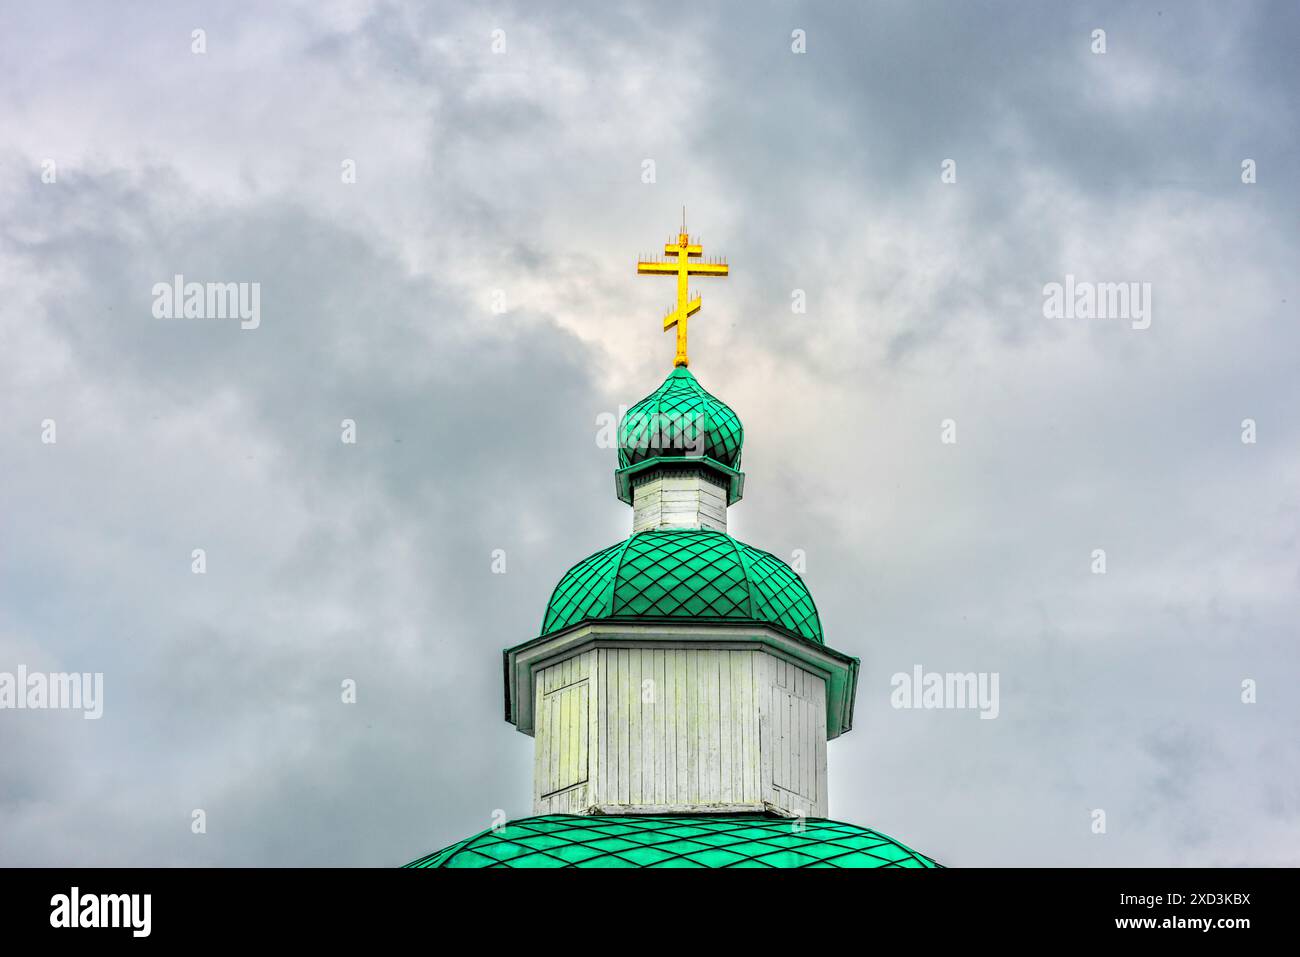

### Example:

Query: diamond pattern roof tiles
xmin=540 ymin=528 xmax=823 ymax=644
xmin=618 ymin=367 xmax=744 ymax=470
xmin=406 ymin=814 xmax=942 ymax=869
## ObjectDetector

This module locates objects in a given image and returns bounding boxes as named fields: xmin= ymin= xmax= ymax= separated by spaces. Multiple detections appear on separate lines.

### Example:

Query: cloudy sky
xmin=1 ymin=0 xmax=1297 ymax=867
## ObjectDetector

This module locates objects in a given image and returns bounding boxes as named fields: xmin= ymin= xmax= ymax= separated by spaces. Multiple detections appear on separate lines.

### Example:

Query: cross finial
xmin=636 ymin=219 xmax=729 ymax=368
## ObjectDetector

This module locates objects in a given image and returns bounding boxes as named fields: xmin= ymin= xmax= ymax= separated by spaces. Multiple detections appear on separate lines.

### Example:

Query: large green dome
xmin=540 ymin=528 xmax=823 ymax=644
xmin=406 ymin=814 xmax=941 ymax=868
xmin=618 ymin=366 xmax=743 ymax=470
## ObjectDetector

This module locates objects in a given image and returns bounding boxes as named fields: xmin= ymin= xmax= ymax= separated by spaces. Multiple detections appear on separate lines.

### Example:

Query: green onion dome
xmin=540 ymin=528 xmax=823 ymax=645
xmin=406 ymin=814 xmax=941 ymax=868
xmin=618 ymin=367 xmax=743 ymax=470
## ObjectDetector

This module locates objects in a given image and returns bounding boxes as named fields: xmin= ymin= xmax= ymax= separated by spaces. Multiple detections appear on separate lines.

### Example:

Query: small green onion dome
xmin=618 ymin=367 xmax=743 ymax=470
xmin=406 ymin=814 xmax=942 ymax=868
xmin=540 ymin=528 xmax=823 ymax=644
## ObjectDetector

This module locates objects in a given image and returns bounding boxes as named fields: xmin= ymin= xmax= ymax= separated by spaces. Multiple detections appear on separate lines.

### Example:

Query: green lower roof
xmin=405 ymin=814 xmax=941 ymax=869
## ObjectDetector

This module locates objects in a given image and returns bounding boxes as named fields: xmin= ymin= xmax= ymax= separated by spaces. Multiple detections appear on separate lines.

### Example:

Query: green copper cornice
xmin=613 ymin=454 xmax=745 ymax=506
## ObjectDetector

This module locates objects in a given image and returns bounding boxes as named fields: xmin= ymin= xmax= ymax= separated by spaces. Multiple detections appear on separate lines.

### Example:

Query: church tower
xmin=408 ymin=224 xmax=939 ymax=867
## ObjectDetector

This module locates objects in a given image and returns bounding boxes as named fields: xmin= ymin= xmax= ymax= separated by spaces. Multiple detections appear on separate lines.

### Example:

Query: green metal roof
xmin=618 ymin=367 xmax=743 ymax=470
xmin=540 ymin=528 xmax=824 ymax=644
xmin=406 ymin=814 xmax=941 ymax=868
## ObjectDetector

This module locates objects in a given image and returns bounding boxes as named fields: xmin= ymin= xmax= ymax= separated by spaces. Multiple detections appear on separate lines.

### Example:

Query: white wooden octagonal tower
xmin=503 ymin=229 xmax=858 ymax=820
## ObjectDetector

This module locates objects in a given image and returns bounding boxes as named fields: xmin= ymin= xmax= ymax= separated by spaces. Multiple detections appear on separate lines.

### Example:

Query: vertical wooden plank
xmin=716 ymin=651 xmax=725 ymax=801
xmin=712 ymin=650 xmax=722 ymax=800
xmin=799 ymin=682 xmax=809 ymax=801
xmin=815 ymin=676 xmax=827 ymax=812
xmin=771 ymin=679 xmax=782 ymax=792
xmin=538 ymin=665 xmax=548 ymax=810
xmin=578 ymin=681 xmax=589 ymax=787
xmin=662 ymin=648 xmax=675 ymax=803
xmin=559 ymin=679 xmax=570 ymax=794
xmin=609 ymin=649 xmax=619 ymax=806
xmin=772 ymin=658 xmax=784 ymax=802
xmin=808 ymin=671 xmax=818 ymax=805
xmin=801 ymin=676 xmax=812 ymax=802
xmin=747 ymin=652 xmax=759 ymax=803
xmin=769 ymin=686 xmax=780 ymax=790
xmin=729 ymin=651 xmax=744 ymax=804
xmin=629 ymin=649 xmax=642 ymax=805
xmin=791 ymin=667 xmax=800 ymax=802
xmin=545 ymin=676 xmax=556 ymax=799
xmin=799 ymin=675 xmax=810 ymax=806
xmin=617 ymin=648 xmax=629 ymax=805
xmin=603 ymin=650 xmax=613 ymax=806
xmin=681 ymin=650 xmax=691 ymax=800
xmin=543 ymin=668 xmax=554 ymax=798
xmin=735 ymin=651 xmax=748 ymax=803
xmin=534 ymin=666 xmax=546 ymax=812
xmin=792 ymin=666 xmax=802 ymax=799
xmin=756 ymin=652 xmax=772 ymax=805
xmin=554 ymin=683 xmax=565 ymax=799
xmin=785 ymin=681 xmax=795 ymax=800
xmin=567 ymin=679 xmax=578 ymax=791
xmin=655 ymin=648 xmax=666 ymax=805
xmin=549 ymin=674 xmax=561 ymax=797
xmin=702 ymin=651 xmax=712 ymax=802
xmin=780 ymin=682 xmax=790 ymax=796
xmin=587 ymin=651 xmax=599 ymax=809
xmin=564 ymin=670 xmax=574 ymax=790
xmin=746 ymin=651 xmax=758 ymax=803
xmin=746 ymin=652 xmax=755 ymax=803
xmin=607 ymin=649 xmax=618 ymax=806
xmin=726 ymin=651 xmax=738 ymax=803
xmin=686 ymin=649 xmax=699 ymax=803
xmin=572 ymin=681 xmax=583 ymax=791
xmin=640 ymin=647 xmax=654 ymax=805
xmin=719 ymin=650 xmax=732 ymax=802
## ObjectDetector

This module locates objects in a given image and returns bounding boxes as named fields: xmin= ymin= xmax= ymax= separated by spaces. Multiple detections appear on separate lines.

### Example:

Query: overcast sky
xmin=1 ymin=0 xmax=1297 ymax=866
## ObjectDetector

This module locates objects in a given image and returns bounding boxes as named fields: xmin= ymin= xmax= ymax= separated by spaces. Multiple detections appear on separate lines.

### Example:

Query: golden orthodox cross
xmin=636 ymin=215 xmax=729 ymax=367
